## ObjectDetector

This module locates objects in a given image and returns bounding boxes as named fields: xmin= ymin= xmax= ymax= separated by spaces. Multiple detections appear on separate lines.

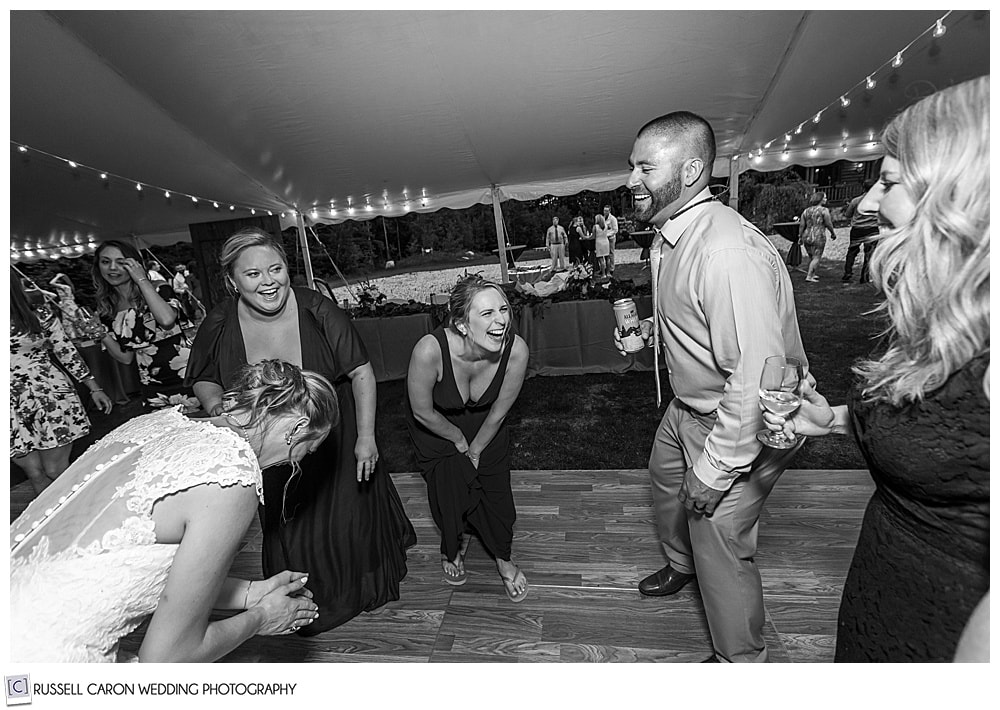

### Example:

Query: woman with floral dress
xmin=10 ymin=274 xmax=113 ymax=495
xmin=91 ymin=240 xmax=194 ymax=408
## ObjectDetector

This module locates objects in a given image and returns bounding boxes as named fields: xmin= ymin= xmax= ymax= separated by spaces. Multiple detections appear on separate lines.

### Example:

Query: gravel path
xmin=328 ymin=228 xmax=852 ymax=304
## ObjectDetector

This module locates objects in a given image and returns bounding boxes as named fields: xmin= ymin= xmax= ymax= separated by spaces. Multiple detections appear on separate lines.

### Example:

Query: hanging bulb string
xmin=11 ymin=140 xmax=290 ymax=217
xmin=735 ymin=10 xmax=954 ymax=162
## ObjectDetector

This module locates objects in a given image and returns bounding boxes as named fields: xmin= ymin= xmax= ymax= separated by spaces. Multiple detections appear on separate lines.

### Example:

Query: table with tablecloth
xmin=515 ymin=296 xmax=656 ymax=378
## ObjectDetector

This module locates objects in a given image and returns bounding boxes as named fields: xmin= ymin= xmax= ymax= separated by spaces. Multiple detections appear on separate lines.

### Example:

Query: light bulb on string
xmin=892 ymin=52 xmax=903 ymax=68
xmin=229 ymin=205 xmax=235 ymax=211
xmin=99 ymin=173 xmax=108 ymax=180
xmin=781 ymin=150 xmax=789 ymax=161
xmin=795 ymin=124 xmax=803 ymax=135
xmin=813 ymin=111 xmax=822 ymax=124
xmin=865 ymin=75 xmax=876 ymax=90
xmin=213 ymin=202 xmax=220 ymax=209
xmin=18 ymin=145 xmax=27 ymax=153
xmin=764 ymin=141 xmax=773 ymax=149
xmin=250 ymin=209 xmax=256 ymax=215
xmin=267 ymin=211 xmax=272 ymax=216
xmin=164 ymin=191 xmax=170 ymax=198
xmin=840 ymin=96 xmax=850 ymax=108
xmin=933 ymin=19 xmax=946 ymax=37
xmin=136 ymin=183 xmax=142 ymax=191
xmin=191 ymin=196 xmax=198 ymax=203
xmin=68 ymin=161 xmax=78 ymax=169
xmin=784 ymin=134 xmax=791 ymax=143
xmin=842 ymin=143 xmax=848 ymax=153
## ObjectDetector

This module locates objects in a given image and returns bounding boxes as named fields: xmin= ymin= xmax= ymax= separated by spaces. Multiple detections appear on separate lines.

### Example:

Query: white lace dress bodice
xmin=10 ymin=408 xmax=262 ymax=662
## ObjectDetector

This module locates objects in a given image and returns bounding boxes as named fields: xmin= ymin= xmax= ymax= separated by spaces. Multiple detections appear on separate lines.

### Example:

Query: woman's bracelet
xmin=243 ymin=581 xmax=253 ymax=610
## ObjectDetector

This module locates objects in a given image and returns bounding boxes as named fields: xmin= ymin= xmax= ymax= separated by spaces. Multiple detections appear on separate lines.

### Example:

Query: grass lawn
xmin=377 ymin=255 xmax=884 ymax=472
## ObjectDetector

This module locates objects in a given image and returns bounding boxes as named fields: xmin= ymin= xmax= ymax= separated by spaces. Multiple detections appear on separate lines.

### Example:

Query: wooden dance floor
xmin=9 ymin=468 xmax=873 ymax=663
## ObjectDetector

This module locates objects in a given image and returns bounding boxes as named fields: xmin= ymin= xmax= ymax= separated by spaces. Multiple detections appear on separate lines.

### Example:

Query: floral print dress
xmin=10 ymin=316 xmax=93 ymax=458
xmin=103 ymin=299 xmax=192 ymax=406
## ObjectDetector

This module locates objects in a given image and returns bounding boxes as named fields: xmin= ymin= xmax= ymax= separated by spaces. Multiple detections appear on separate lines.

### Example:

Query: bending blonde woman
xmin=11 ymin=360 xmax=338 ymax=662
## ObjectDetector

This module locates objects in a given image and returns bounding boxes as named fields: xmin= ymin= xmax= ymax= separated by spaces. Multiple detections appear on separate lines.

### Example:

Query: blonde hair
xmin=218 ymin=228 xmax=287 ymax=293
xmin=447 ymin=274 xmax=510 ymax=336
xmin=854 ymin=76 xmax=990 ymax=405
xmin=223 ymin=359 xmax=339 ymax=437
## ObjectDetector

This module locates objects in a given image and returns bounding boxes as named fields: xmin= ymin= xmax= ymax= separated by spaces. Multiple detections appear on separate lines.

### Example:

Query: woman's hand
xmin=453 ymin=438 xmax=470 ymax=455
xmin=466 ymin=450 xmax=481 ymax=470
xmin=89 ymin=389 xmax=114 ymax=414
xmin=760 ymin=378 xmax=836 ymax=438
xmin=250 ymin=572 xmax=319 ymax=636
xmin=121 ymin=258 xmax=149 ymax=285
xmin=354 ymin=434 xmax=378 ymax=482
xmin=246 ymin=570 xmax=314 ymax=609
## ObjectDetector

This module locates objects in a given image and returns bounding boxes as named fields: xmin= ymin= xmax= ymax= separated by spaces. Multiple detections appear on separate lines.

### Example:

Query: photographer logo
xmin=5 ymin=676 xmax=31 ymax=706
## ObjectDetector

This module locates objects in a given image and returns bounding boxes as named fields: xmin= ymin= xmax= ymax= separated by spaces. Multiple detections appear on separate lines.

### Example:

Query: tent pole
xmin=491 ymin=185 xmax=509 ymax=284
xmin=296 ymin=213 xmax=315 ymax=289
xmin=728 ymin=159 xmax=740 ymax=211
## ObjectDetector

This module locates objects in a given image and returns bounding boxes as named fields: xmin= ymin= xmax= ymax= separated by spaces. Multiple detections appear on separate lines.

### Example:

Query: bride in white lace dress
xmin=10 ymin=360 xmax=339 ymax=662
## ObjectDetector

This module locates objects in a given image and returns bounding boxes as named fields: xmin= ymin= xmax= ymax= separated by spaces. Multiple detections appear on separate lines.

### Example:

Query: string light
xmin=746 ymin=12 xmax=952 ymax=165
xmin=10 ymin=140 xmax=290 ymax=219
xmin=229 ymin=205 xmax=235 ymax=211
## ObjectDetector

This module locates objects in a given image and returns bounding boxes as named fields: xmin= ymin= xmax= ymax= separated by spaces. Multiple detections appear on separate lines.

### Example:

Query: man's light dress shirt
xmin=650 ymin=188 xmax=807 ymax=491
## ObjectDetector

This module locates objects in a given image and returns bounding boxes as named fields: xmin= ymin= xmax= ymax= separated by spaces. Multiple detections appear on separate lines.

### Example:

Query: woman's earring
xmin=285 ymin=432 xmax=293 ymax=446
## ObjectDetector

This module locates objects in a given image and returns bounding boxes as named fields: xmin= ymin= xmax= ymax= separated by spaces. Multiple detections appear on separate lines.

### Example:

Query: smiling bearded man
xmin=614 ymin=111 xmax=808 ymax=663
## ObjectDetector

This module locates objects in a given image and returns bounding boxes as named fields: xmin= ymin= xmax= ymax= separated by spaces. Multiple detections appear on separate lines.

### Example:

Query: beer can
xmin=613 ymin=298 xmax=645 ymax=353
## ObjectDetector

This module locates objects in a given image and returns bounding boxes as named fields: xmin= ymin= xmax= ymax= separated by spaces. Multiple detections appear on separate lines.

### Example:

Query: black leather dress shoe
xmin=638 ymin=565 xmax=695 ymax=596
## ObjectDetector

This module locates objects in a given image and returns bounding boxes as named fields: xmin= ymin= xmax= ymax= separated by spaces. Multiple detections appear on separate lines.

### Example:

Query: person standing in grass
xmin=603 ymin=204 xmax=619 ymax=275
xmin=406 ymin=275 xmax=530 ymax=602
xmin=545 ymin=216 xmax=568 ymax=272
xmin=799 ymin=192 xmax=837 ymax=283
xmin=841 ymin=179 xmax=880 ymax=284
xmin=615 ymin=110 xmax=807 ymax=663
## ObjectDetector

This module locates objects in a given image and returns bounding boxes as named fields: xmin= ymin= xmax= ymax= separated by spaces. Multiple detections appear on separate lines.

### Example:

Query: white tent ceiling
xmin=9 ymin=9 xmax=990 ymax=257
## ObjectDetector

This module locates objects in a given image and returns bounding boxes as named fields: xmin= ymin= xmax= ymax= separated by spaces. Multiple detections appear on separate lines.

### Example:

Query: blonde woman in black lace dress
xmin=762 ymin=76 xmax=989 ymax=662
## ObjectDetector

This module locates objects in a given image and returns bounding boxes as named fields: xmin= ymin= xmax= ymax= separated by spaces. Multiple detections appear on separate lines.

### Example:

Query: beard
xmin=630 ymin=168 xmax=684 ymax=224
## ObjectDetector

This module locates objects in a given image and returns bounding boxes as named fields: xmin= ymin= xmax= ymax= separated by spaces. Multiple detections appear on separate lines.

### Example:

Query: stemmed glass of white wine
xmin=757 ymin=356 xmax=804 ymax=449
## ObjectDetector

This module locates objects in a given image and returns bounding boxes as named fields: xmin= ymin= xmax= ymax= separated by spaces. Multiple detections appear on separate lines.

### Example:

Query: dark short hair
xmin=809 ymin=192 xmax=826 ymax=206
xmin=638 ymin=111 xmax=717 ymax=168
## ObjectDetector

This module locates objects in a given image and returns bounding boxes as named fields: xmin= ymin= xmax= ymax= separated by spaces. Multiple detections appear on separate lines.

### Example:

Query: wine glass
xmin=757 ymin=355 xmax=804 ymax=449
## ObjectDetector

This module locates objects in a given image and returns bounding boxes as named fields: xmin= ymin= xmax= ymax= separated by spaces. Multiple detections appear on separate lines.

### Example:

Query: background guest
xmin=10 ymin=274 xmax=113 ymax=495
xmin=603 ymin=205 xmax=619 ymax=275
xmin=186 ymin=228 xmax=416 ymax=635
xmin=762 ymin=76 xmax=989 ymax=662
xmin=406 ymin=275 xmax=529 ymax=601
xmin=593 ymin=214 xmax=610 ymax=277
xmin=92 ymin=240 xmax=192 ymax=405
xmin=841 ymin=179 xmax=880 ymax=284
xmin=544 ymin=216 xmax=568 ymax=272
xmin=798 ymin=192 xmax=837 ymax=283
xmin=567 ymin=215 xmax=585 ymax=265
xmin=574 ymin=214 xmax=595 ymax=270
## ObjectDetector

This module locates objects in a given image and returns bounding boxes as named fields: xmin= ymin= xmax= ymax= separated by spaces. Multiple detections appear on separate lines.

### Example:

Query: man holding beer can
xmin=613 ymin=111 xmax=807 ymax=663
